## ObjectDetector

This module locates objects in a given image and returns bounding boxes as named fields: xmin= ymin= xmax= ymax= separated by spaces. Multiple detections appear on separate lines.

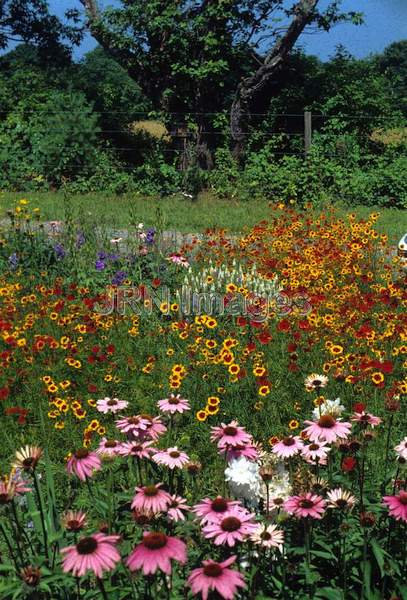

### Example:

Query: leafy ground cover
xmin=1 ymin=192 xmax=407 ymax=240
xmin=0 ymin=199 xmax=405 ymax=599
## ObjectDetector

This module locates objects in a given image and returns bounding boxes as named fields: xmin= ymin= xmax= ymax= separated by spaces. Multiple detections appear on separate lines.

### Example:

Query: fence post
xmin=304 ymin=110 xmax=312 ymax=155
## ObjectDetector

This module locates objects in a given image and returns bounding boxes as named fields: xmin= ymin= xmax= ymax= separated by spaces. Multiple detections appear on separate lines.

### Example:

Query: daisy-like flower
xmin=305 ymin=374 xmax=328 ymax=392
xmin=115 ymin=415 xmax=150 ymax=436
xmin=138 ymin=415 xmax=167 ymax=441
xmin=167 ymin=495 xmax=190 ymax=522
xmin=126 ymin=532 xmax=187 ymax=575
xmin=61 ymin=533 xmax=120 ymax=578
xmin=250 ymin=523 xmax=284 ymax=551
xmin=202 ymin=507 xmax=257 ymax=546
xmin=61 ymin=510 xmax=88 ymax=532
xmin=351 ymin=411 xmax=382 ymax=428
xmin=96 ymin=438 xmax=121 ymax=457
xmin=131 ymin=483 xmax=171 ymax=514
xmin=284 ymin=493 xmax=326 ymax=519
xmin=118 ymin=441 xmax=154 ymax=459
xmin=66 ymin=449 xmax=101 ymax=482
xmin=152 ymin=447 xmax=190 ymax=470
xmin=312 ymin=397 xmax=345 ymax=420
xmin=394 ymin=436 xmax=407 ymax=460
xmin=224 ymin=442 xmax=259 ymax=462
xmin=272 ymin=436 xmax=304 ymax=459
xmin=383 ymin=491 xmax=407 ymax=522
xmin=157 ymin=394 xmax=190 ymax=414
xmin=13 ymin=446 xmax=43 ymax=472
xmin=187 ymin=555 xmax=246 ymax=600
xmin=211 ymin=421 xmax=251 ymax=449
xmin=193 ymin=496 xmax=241 ymax=524
xmin=302 ymin=415 xmax=351 ymax=443
xmin=326 ymin=488 xmax=356 ymax=510
xmin=96 ymin=397 xmax=128 ymax=414
xmin=0 ymin=472 xmax=30 ymax=504
xmin=301 ymin=441 xmax=331 ymax=464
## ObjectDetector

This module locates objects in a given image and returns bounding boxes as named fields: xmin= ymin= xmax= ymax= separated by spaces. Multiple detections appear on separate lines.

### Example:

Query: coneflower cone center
xmin=260 ymin=531 xmax=272 ymax=541
xmin=211 ymin=498 xmax=228 ymax=512
xmin=143 ymin=532 xmax=167 ymax=550
xmin=107 ymin=399 xmax=118 ymax=406
xmin=309 ymin=443 xmax=320 ymax=451
xmin=221 ymin=516 xmax=241 ymax=532
xmin=169 ymin=451 xmax=180 ymax=458
xmin=105 ymin=440 xmax=117 ymax=448
xmin=144 ymin=485 xmax=159 ymax=497
xmin=336 ymin=499 xmax=349 ymax=509
xmin=223 ymin=426 xmax=237 ymax=436
xmin=74 ymin=448 xmax=89 ymax=459
xmin=399 ymin=493 xmax=407 ymax=505
xmin=283 ymin=437 xmax=295 ymax=446
xmin=77 ymin=537 xmax=98 ymax=554
xmin=299 ymin=499 xmax=315 ymax=509
xmin=168 ymin=397 xmax=180 ymax=405
xmin=203 ymin=563 xmax=223 ymax=577
xmin=318 ymin=415 xmax=335 ymax=428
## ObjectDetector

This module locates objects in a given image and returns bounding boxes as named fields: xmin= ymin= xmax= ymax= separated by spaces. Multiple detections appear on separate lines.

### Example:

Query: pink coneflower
xmin=211 ymin=421 xmax=251 ymax=449
xmin=126 ymin=531 xmax=187 ymax=574
xmin=0 ymin=473 xmax=30 ymax=504
xmin=138 ymin=415 xmax=167 ymax=441
xmin=394 ymin=436 xmax=407 ymax=460
xmin=96 ymin=438 xmax=121 ymax=457
xmin=301 ymin=441 xmax=331 ymax=464
xmin=383 ymin=491 xmax=407 ymax=522
xmin=272 ymin=436 xmax=304 ymax=459
xmin=187 ymin=555 xmax=246 ymax=600
xmin=224 ymin=442 xmax=259 ymax=462
xmin=250 ymin=523 xmax=284 ymax=551
xmin=167 ymin=495 xmax=190 ymax=522
xmin=66 ymin=449 xmax=101 ymax=481
xmin=351 ymin=411 xmax=382 ymax=428
xmin=131 ymin=483 xmax=171 ymax=514
xmin=304 ymin=373 xmax=328 ymax=392
xmin=115 ymin=415 xmax=150 ymax=436
xmin=202 ymin=507 xmax=257 ymax=546
xmin=157 ymin=394 xmax=190 ymax=414
xmin=61 ymin=533 xmax=120 ymax=578
xmin=96 ymin=397 xmax=128 ymax=414
xmin=302 ymin=415 xmax=351 ymax=443
xmin=326 ymin=488 xmax=356 ymax=510
xmin=284 ymin=493 xmax=326 ymax=519
xmin=152 ymin=447 xmax=190 ymax=470
xmin=118 ymin=440 xmax=154 ymax=459
xmin=193 ymin=497 xmax=240 ymax=524
xmin=167 ymin=253 xmax=190 ymax=268
xmin=61 ymin=510 xmax=88 ymax=532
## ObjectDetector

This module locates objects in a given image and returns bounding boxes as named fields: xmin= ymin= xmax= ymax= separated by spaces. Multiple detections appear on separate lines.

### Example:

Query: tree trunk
xmin=230 ymin=0 xmax=319 ymax=158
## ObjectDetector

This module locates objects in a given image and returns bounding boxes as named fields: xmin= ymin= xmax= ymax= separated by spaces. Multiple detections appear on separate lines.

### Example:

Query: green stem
xmin=382 ymin=414 xmax=394 ymax=494
xmin=33 ymin=471 xmax=49 ymax=561
xmin=96 ymin=577 xmax=109 ymax=600
xmin=0 ymin=521 xmax=20 ymax=569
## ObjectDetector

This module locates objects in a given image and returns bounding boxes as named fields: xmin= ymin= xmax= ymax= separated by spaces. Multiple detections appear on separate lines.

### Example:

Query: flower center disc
xmin=143 ymin=532 xmax=167 ymax=550
xmin=105 ymin=440 xmax=117 ymax=448
xmin=211 ymin=498 xmax=228 ymax=512
xmin=221 ymin=516 xmax=241 ymax=532
xmin=77 ymin=536 xmax=98 ymax=554
xmin=203 ymin=563 xmax=223 ymax=577
xmin=223 ymin=426 xmax=237 ymax=436
xmin=144 ymin=485 xmax=158 ymax=497
xmin=299 ymin=499 xmax=314 ymax=509
xmin=74 ymin=448 xmax=89 ymax=459
xmin=309 ymin=443 xmax=320 ymax=451
xmin=107 ymin=399 xmax=118 ymax=406
xmin=283 ymin=437 xmax=295 ymax=446
xmin=318 ymin=415 xmax=335 ymax=428
xmin=399 ymin=492 xmax=407 ymax=505
xmin=169 ymin=451 xmax=180 ymax=458
xmin=168 ymin=398 xmax=179 ymax=405
xmin=260 ymin=531 xmax=272 ymax=540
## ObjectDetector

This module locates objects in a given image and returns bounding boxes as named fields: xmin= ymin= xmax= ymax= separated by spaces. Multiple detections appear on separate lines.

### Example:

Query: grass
xmin=1 ymin=191 xmax=406 ymax=241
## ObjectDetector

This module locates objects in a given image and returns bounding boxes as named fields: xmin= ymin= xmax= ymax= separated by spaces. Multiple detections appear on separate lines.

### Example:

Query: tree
xmin=79 ymin=0 xmax=361 ymax=157
xmin=0 ymin=0 xmax=83 ymax=62
xmin=377 ymin=40 xmax=407 ymax=115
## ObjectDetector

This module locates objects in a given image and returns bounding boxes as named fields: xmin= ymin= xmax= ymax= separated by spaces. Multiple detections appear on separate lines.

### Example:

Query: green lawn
xmin=1 ymin=191 xmax=406 ymax=241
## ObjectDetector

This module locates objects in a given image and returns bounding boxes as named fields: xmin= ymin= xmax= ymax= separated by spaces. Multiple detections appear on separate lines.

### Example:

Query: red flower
xmin=352 ymin=402 xmax=366 ymax=413
xmin=236 ymin=317 xmax=247 ymax=327
xmin=341 ymin=456 xmax=357 ymax=472
xmin=277 ymin=319 xmax=290 ymax=332
xmin=0 ymin=386 xmax=10 ymax=400
xmin=106 ymin=345 xmax=115 ymax=354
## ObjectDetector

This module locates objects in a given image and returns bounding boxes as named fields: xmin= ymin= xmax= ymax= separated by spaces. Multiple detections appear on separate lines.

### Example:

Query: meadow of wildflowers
xmin=0 ymin=199 xmax=405 ymax=599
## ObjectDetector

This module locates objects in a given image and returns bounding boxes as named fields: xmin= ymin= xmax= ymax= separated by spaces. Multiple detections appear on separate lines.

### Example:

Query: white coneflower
xmin=13 ymin=446 xmax=43 ymax=472
xmin=250 ymin=523 xmax=284 ymax=551
xmin=326 ymin=488 xmax=356 ymax=510
xmin=305 ymin=373 xmax=329 ymax=392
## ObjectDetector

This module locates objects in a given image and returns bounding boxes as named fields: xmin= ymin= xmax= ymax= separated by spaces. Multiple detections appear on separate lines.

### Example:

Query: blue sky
xmin=47 ymin=0 xmax=407 ymax=61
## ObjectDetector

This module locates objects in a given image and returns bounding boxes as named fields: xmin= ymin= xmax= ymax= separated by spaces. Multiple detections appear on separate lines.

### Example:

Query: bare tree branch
xmin=230 ymin=0 xmax=319 ymax=155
